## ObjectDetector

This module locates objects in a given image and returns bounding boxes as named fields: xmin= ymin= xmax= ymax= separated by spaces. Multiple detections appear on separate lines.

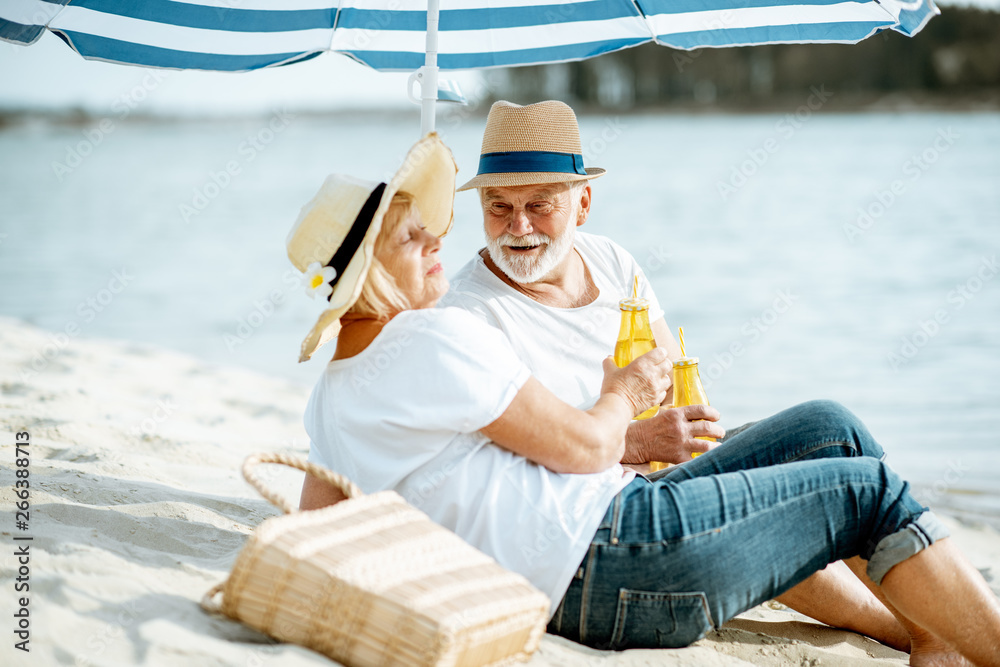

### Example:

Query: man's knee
xmin=798 ymin=399 xmax=884 ymax=460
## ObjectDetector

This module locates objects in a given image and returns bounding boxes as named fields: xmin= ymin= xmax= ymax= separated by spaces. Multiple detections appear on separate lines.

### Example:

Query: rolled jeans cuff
xmin=866 ymin=511 xmax=950 ymax=585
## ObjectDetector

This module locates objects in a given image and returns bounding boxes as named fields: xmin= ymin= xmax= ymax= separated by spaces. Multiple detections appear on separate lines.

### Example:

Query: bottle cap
xmin=618 ymin=297 xmax=649 ymax=312
xmin=672 ymin=356 xmax=699 ymax=367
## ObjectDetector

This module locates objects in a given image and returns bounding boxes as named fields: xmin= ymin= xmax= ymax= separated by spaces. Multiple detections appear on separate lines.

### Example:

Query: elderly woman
xmin=289 ymin=136 xmax=1000 ymax=665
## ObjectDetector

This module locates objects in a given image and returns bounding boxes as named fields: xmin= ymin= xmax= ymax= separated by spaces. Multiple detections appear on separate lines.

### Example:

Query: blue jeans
xmin=547 ymin=400 xmax=948 ymax=650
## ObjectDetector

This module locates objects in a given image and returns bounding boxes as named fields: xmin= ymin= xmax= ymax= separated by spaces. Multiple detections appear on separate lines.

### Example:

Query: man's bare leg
xmin=845 ymin=545 xmax=1000 ymax=667
xmin=843 ymin=556 xmax=966 ymax=666
xmin=775 ymin=560 xmax=910 ymax=652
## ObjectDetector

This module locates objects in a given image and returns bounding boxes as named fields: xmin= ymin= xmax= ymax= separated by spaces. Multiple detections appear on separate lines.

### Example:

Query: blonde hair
xmin=345 ymin=191 xmax=419 ymax=320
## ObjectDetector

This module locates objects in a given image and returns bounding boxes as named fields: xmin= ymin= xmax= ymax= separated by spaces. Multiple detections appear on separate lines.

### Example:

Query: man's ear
xmin=577 ymin=183 xmax=592 ymax=226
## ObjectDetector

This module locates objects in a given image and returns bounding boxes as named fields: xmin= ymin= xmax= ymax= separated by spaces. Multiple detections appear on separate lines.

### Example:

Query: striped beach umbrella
xmin=1 ymin=0 xmax=940 ymax=131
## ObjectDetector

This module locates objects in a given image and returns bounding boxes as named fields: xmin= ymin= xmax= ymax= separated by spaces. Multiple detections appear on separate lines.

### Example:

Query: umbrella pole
xmin=420 ymin=0 xmax=440 ymax=136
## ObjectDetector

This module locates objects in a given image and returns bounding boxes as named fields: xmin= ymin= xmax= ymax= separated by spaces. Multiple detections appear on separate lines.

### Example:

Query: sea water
xmin=1 ymin=110 xmax=998 ymax=524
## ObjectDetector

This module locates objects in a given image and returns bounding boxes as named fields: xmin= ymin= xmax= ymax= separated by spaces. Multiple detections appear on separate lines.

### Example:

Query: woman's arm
xmin=299 ymin=472 xmax=347 ymax=510
xmin=480 ymin=349 xmax=670 ymax=474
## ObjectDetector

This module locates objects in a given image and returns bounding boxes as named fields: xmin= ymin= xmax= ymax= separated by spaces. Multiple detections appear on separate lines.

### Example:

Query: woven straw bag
xmin=202 ymin=453 xmax=551 ymax=667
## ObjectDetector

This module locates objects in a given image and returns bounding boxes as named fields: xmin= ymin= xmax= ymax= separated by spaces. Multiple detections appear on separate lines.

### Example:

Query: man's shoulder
xmin=575 ymin=231 xmax=639 ymax=287
xmin=576 ymin=230 xmax=634 ymax=260
xmin=442 ymin=253 xmax=509 ymax=305
xmin=448 ymin=252 xmax=485 ymax=285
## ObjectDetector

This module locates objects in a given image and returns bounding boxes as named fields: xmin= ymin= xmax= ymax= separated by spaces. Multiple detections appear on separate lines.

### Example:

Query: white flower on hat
xmin=303 ymin=262 xmax=337 ymax=301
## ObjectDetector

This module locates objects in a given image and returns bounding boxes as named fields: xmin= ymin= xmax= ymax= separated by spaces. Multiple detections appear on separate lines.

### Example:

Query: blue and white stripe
xmin=0 ymin=0 xmax=940 ymax=73
xmin=639 ymin=0 xmax=939 ymax=49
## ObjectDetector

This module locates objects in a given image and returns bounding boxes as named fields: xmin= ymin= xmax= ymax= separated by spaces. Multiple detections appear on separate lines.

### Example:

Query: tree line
xmin=489 ymin=7 xmax=1000 ymax=109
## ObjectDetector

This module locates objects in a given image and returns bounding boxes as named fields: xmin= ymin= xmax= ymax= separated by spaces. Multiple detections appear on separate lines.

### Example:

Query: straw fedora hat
xmin=457 ymin=100 xmax=605 ymax=191
xmin=287 ymin=133 xmax=457 ymax=362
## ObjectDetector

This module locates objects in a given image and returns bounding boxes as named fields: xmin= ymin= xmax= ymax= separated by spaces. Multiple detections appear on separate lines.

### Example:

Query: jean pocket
xmin=609 ymin=589 xmax=714 ymax=649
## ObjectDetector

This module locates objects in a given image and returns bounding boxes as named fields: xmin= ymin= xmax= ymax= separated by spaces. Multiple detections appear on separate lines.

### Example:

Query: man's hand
xmin=622 ymin=405 xmax=726 ymax=465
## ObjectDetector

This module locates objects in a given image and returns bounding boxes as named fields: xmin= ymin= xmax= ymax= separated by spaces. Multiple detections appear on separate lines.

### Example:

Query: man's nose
xmin=508 ymin=209 xmax=532 ymax=236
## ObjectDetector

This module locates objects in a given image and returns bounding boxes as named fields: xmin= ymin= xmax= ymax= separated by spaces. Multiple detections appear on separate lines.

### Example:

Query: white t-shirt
xmin=305 ymin=307 xmax=634 ymax=614
xmin=440 ymin=232 xmax=665 ymax=410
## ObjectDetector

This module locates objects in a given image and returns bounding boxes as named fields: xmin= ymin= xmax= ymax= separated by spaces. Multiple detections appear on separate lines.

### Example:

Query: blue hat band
xmin=477 ymin=150 xmax=587 ymax=176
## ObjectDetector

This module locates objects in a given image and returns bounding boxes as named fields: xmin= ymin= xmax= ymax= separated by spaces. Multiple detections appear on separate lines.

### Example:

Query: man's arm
xmin=650 ymin=317 xmax=684 ymax=366
xmin=649 ymin=317 xmax=682 ymax=405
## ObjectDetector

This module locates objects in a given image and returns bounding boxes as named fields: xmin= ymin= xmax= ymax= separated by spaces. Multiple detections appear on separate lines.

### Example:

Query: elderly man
xmin=440 ymin=100 xmax=938 ymax=655
xmin=443 ymin=100 xmax=722 ymax=465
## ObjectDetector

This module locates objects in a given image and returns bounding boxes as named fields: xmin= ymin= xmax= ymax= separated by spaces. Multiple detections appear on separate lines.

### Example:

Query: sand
xmin=2 ymin=316 xmax=997 ymax=666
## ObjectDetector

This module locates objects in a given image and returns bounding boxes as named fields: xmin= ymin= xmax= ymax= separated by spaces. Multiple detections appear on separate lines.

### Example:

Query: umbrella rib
xmin=625 ymin=0 xmax=657 ymax=41
xmin=331 ymin=0 xmax=344 ymax=51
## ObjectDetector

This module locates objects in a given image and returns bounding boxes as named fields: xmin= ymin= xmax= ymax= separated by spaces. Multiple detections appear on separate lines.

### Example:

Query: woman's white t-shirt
xmin=305 ymin=307 xmax=634 ymax=614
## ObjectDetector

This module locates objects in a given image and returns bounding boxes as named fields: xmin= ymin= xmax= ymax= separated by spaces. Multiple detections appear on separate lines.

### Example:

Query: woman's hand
xmin=600 ymin=348 xmax=671 ymax=419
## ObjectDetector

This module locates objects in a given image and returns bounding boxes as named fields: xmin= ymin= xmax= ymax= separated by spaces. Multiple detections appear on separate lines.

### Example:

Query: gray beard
xmin=486 ymin=226 xmax=576 ymax=284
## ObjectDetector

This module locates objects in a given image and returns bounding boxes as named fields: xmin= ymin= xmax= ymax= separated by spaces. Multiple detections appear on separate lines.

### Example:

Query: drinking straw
xmin=633 ymin=275 xmax=638 ymax=299
xmin=678 ymin=326 xmax=686 ymax=357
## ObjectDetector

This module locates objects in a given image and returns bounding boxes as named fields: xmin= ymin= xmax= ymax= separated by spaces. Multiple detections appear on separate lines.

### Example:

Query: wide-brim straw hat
xmin=457 ymin=100 xmax=605 ymax=192
xmin=287 ymin=133 xmax=457 ymax=362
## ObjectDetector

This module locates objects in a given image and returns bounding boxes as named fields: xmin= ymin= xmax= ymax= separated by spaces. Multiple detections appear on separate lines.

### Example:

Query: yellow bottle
xmin=672 ymin=356 xmax=717 ymax=457
xmin=614 ymin=297 xmax=667 ymax=471
xmin=613 ymin=297 xmax=659 ymax=421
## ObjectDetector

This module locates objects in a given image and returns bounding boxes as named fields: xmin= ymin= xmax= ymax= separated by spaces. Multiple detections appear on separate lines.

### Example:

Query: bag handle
xmin=242 ymin=452 xmax=363 ymax=514
xmin=200 ymin=583 xmax=224 ymax=614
